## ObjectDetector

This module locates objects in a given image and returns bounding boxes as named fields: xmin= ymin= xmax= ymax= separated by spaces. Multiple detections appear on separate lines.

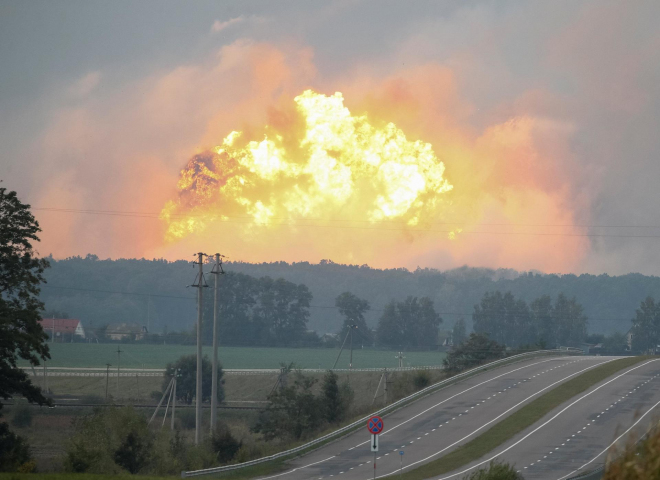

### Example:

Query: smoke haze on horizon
xmin=2 ymin=1 xmax=660 ymax=275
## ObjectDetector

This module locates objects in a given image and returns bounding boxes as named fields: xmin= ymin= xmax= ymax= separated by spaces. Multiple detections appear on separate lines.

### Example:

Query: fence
xmin=24 ymin=364 xmax=450 ymax=378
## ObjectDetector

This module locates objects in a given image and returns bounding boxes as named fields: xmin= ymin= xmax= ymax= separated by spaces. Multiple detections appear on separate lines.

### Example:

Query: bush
xmin=603 ymin=423 xmax=660 ymax=479
xmin=321 ymin=371 xmax=353 ymax=424
xmin=11 ymin=404 xmax=33 ymax=428
xmin=254 ymin=373 xmax=321 ymax=441
xmin=211 ymin=422 xmax=242 ymax=464
xmin=163 ymin=355 xmax=224 ymax=405
xmin=114 ymin=431 xmax=151 ymax=473
xmin=0 ymin=422 xmax=32 ymax=472
xmin=466 ymin=461 xmax=524 ymax=479
xmin=443 ymin=333 xmax=506 ymax=373
xmin=413 ymin=370 xmax=431 ymax=390
xmin=64 ymin=407 xmax=152 ymax=474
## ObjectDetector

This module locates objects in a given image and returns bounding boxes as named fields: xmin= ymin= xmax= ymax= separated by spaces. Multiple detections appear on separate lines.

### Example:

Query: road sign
xmin=367 ymin=415 xmax=384 ymax=434
xmin=399 ymin=450 xmax=404 ymax=455
xmin=371 ymin=434 xmax=379 ymax=452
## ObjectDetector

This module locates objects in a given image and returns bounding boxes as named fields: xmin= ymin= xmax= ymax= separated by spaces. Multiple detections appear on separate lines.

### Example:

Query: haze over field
xmin=2 ymin=1 xmax=660 ymax=275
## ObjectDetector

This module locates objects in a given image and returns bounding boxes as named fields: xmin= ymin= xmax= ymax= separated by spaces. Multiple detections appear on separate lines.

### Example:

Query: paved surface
xmin=444 ymin=357 xmax=660 ymax=480
xmin=257 ymin=355 xmax=614 ymax=480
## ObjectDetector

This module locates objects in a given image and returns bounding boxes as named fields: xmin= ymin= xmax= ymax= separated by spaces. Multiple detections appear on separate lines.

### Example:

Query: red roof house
xmin=38 ymin=318 xmax=86 ymax=339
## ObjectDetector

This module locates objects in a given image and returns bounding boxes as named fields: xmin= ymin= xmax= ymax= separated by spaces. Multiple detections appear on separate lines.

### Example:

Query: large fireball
xmin=161 ymin=90 xmax=453 ymax=241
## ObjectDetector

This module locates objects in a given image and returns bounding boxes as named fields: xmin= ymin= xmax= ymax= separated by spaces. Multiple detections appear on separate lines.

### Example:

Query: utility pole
xmin=51 ymin=316 xmax=55 ymax=343
xmin=105 ymin=363 xmax=111 ymax=401
xmin=210 ymin=253 xmax=225 ymax=434
xmin=350 ymin=324 xmax=354 ymax=369
xmin=395 ymin=351 xmax=405 ymax=368
xmin=116 ymin=346 xmax=122 ymax=398
xmin=171 ymin=370 xmax=177 ymax=430
xmin=192 ymin=252 xmax=207 ymax=444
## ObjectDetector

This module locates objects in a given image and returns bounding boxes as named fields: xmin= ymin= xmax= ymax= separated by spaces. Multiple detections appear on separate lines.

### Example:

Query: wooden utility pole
xmin=116 ymin=346 xmax=122 ymax=398
xmin=192 ymin=252 xmax=206 ymax=444
xmin=210 ymin=253 xmax=224 ymax=434
xmin=171 ymin=373 xmax=177 ymax=430
xmin=105 ymin=363 xmax=111 ymax=400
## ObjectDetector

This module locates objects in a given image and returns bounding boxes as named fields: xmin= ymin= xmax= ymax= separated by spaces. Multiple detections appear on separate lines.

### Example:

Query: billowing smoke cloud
xmin=9 ymin=0 xmax=659 ymax=273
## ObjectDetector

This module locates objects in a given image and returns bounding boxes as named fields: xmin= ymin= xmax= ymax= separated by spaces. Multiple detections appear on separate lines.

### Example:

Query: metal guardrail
xmin=181 ymin=349 xmax=580 ymax=478
xmin=566 ymin=465 xmax=604 ymax=480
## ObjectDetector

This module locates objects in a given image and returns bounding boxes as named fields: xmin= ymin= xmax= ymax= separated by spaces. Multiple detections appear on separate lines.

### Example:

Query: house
xmin=38 ymin=318 xmax=85 ymax=340
xmin=106 ymin=323 xmax=146 ymax=341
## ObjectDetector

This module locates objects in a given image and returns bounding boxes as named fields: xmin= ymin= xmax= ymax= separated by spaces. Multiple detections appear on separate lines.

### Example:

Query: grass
xmin=398 ymin=356 xmax=652 ymax=480
xmin=26 ymin=343 xmax=445 ymax=370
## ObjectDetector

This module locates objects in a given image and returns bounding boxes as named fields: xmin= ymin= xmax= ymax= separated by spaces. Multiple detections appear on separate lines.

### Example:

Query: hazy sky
xmin=2 ymin=1 xmax=660 ymax=274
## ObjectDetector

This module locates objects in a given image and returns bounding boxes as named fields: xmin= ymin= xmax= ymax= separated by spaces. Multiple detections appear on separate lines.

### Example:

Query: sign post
xmin=367 ymin=416 xmax=384 ymax=480
xmin=399 ymin=450 xmax=404 ymax=478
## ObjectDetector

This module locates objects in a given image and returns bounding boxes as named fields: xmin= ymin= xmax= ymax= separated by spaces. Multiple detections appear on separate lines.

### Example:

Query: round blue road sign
xmin=367 ymin=415 xmax=384 ymax=434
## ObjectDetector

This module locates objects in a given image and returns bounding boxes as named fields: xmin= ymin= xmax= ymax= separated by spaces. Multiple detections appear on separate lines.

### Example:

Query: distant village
xmin=37 ymin=318 xmax=147 ymax=343
xmin=37 ymin=317 xmax=635 ymax=355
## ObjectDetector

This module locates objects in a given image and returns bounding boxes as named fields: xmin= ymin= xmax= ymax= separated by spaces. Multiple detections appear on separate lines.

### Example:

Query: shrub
xmin=64 ymin=407 xmax=152 ymax=474
xmin=163 ymin=355 xmax=224 ymax=405
xmin=17 ymin=460 xmax=36 ymax=473
xmin=0 ymin=422 xmax=32 ymax=472
xmin=444 ymin=333 xmax=506 ymax=373
xmin=413 ymin=370 xmax=431 ymax=390
xmin=466 ymin=461 xmax=524 ymax=479
xmin=114 ymin=431 xmax=151 ymax=474
xmin=603 ymin=424 xmax=660 ymax=479
xmin=11 ymin=404 xmax=33 ymax=428
xmin=211 ymin=422 xmax=242 ymax=464
xmin=254 ymin=373 xmax=321 ymax=441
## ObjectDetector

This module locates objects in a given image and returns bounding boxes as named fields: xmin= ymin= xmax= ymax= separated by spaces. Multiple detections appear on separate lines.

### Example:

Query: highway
xmin=257 ymin=355 xmax=619 ymax=480
xmin=446 ymin=357 xmax=660 ymax=480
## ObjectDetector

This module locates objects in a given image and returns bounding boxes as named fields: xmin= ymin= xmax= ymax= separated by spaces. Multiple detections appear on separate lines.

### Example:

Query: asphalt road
xmin=443 ymin=357 xmax=660 ymax=480
xmin=257 ymin=355 xmax=616 ymax=480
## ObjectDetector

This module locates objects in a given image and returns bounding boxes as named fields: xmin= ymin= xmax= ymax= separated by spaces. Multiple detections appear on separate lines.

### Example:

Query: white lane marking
xmin=350 ymin=357 xmax=563 ymax=449
xmin=372 ymin=358 xmax=613 ymax=479
xmin=259 ymin=357 xmax=575 ymax=479
xmin=558 ymin=397 xmax=660 ymax=480
xmin=430 ymin=359 xmax=659 ymax=480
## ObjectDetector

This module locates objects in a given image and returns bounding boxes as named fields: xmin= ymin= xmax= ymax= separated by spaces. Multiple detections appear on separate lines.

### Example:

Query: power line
xmin=31 ymin=207 xmax=660 ymax=238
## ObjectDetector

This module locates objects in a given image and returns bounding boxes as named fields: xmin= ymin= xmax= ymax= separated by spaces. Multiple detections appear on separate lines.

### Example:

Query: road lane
xmin=258 ymin=355 xmax=610 ymax=480
xmin=441 ymin=358 xmax=660 ymax=480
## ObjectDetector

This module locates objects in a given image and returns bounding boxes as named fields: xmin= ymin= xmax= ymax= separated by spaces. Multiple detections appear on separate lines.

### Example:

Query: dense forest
xmin=39 ymin=256 xmax=660 ymax=338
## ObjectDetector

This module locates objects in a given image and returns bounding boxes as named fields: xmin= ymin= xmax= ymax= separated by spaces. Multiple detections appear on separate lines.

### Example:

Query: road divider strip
xmin=396 ymin=356 xmax=652 ymax=480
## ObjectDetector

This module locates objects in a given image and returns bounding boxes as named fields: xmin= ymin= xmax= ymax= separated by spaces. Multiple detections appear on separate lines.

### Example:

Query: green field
xmin=29 ymin=343 xmax=446 ymax=369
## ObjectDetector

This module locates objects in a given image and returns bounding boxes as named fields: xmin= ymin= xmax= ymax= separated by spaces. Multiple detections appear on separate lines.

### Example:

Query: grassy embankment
xmin=399 ymin=355 xmax=653 ymax=480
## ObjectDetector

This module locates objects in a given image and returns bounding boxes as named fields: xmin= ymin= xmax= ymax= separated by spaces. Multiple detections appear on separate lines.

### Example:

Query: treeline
xmin=473 ymin=292 xmax=587 ymax=348
xmin=38 ymin=256 xmax=660 ymax=337
xmin=201 ymin=273 xmax=314 ymax=346
xmin=40 ymin=256 xmax=660 ymax=337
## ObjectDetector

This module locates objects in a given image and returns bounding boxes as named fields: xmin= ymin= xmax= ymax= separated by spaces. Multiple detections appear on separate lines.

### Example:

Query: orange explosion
xmin=161 ymin=90 xmax=454 ymax=242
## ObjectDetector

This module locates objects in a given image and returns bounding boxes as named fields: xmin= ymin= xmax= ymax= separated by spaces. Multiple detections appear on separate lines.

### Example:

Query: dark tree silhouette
xmin=163 ymin=355 xmax=224 ymax=405
xmin=0 ymin=187 xmax=51 ymax=412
